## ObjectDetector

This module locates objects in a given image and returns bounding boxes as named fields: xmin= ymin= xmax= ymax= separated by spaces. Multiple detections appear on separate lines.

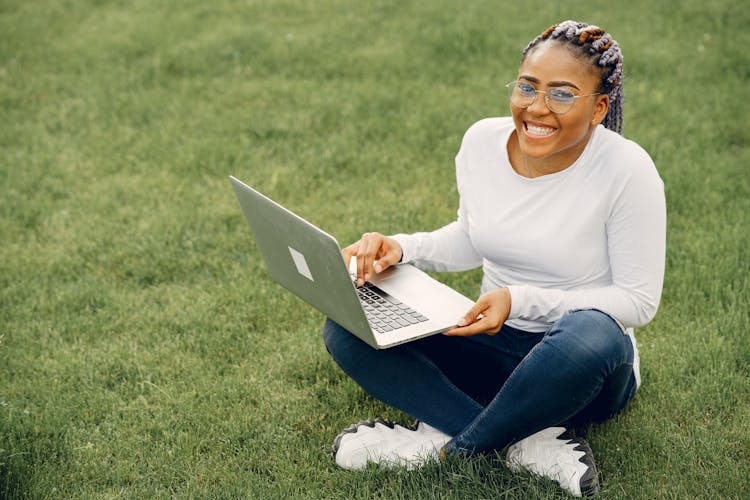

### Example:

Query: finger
xmin=355 ymin=234 xmax=369 ymax=284
xmin=373 ymin=246 xmax=398 ymax=273
xmin=444 ymin=317 xmax=491 ymax=336
xmin=379 ymin=238 xmax=404 ymax=273
xmin=342 ymin=241 xmax=359 ymax=270
xmin=355 ymin=235 xmax=368 ymax=285
xmin=455 ymin=299 xmax=488 ymax=327
xmin=356 ymin=233 xmax=381 ymax=285
xmin=444 ymin=315 xmax=498 ymax=336
xmin=358 ymin=234 xmax=382 ymax=283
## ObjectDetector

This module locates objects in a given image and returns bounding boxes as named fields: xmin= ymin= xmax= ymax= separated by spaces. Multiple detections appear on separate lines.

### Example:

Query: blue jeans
xmin=322 ymin=309 xmax=637 ymax=454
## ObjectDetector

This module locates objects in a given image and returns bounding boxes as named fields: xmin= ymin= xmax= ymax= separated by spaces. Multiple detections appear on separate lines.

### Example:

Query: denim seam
xmin=568 ymin=307 xmax=627 ymax=334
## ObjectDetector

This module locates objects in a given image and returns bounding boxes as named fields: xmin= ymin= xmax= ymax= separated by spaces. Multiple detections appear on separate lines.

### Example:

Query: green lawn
xmin=1 ymin=0 xmax=748 ymax=498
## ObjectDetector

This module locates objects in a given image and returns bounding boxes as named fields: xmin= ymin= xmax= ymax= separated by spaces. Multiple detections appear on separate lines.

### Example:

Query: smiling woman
xmin=507 ymin=42 xmax=611 ymax=177
xmin=323 ymin=20 xmax=666 ymax=497
xmin=507 ymin=23 xmax=624 ymax=177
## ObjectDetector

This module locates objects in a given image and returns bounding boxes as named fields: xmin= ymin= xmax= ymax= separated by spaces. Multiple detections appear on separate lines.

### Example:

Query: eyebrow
xmin=519 ymin=75 xmax=581 ymax=90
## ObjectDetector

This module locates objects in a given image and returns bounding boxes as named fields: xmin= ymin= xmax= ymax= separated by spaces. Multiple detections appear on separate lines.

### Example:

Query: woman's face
xmin=511 ymin=42 xmax=609 ymax=170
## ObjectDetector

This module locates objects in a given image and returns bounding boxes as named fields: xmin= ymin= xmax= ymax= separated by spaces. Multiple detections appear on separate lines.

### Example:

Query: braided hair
xmin=522 ymin=20 xmax=625 ymax=134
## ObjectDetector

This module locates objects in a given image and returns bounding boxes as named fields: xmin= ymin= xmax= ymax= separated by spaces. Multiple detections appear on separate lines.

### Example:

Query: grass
xmin=1 ymin=0 xmax=749 ymax=498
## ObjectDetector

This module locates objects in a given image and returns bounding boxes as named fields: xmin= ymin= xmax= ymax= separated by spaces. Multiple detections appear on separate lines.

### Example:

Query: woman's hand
xmin=444 ymin=288 xmax=512 ymax=336
xmin=342 ymin=232 xmax=403 ymax=286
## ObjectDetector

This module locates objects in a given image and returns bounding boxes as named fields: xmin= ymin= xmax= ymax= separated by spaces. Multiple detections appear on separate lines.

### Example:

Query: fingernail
xmin=374 ymin=264 xmax=382 ymax=273
xmin=457 ymin=317 xmax=466 ymax=326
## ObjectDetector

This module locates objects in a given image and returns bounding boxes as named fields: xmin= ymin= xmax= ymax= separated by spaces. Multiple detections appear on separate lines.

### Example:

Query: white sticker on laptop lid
xmin=289 ymin=246 xmax=314 ymax=282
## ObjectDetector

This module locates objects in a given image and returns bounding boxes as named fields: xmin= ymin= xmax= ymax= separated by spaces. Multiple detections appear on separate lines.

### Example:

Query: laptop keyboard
xmin=355 ymin=281 xmax=429 ymax=333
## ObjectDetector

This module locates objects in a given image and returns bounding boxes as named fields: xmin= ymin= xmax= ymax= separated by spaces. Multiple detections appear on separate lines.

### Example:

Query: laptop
xmin=229 ymin=176 xmax=476 ymax=349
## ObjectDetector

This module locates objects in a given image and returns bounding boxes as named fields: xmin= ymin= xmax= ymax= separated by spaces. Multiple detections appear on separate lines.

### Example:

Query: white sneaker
xmin=332 ymin=419 xmax=452 ymax=470
xmin=506 ymin=427 xmax=600 ymax=497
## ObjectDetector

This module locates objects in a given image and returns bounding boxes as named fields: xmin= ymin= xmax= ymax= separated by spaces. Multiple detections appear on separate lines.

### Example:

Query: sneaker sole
xmin=560 ymin=429 xmax=600 ymax=497
xmin=331 ymin=418 xmax=398 ymax=460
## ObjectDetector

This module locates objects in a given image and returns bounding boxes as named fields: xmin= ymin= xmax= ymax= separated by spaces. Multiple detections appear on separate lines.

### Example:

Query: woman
xmin=323 ymin=20 xmax=665 ymax=497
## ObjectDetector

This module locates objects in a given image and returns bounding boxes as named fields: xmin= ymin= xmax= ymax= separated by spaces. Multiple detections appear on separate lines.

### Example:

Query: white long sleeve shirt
xmin=392 ymin=117 xmax=666 ymax=340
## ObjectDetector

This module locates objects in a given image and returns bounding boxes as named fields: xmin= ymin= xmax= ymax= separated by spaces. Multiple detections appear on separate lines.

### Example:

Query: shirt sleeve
xmin=390 ymin=146 xmax=484 ymax=273
xmin=507 ymin=154 xmax=666 ymax=329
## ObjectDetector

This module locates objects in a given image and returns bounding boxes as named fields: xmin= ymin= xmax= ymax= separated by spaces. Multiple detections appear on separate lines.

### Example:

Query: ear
xmin=591 ymin=93 xmax=609 ymax=126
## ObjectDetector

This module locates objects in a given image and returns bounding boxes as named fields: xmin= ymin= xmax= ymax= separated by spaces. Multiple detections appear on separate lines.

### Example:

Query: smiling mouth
xmin=524 ymin=122 xmax=556 ymax=138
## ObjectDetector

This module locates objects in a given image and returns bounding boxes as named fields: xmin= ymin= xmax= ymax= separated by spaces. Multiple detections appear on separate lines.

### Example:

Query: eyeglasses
xmin=506 ymin=80 xmax=600 ymax=114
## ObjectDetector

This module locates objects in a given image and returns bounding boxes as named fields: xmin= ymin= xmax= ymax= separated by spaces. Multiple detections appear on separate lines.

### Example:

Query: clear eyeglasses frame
xmin=506 ymin=80 xmax=601 ymax=115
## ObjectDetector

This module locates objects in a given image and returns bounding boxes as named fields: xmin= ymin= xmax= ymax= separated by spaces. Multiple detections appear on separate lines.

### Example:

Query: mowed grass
xmin=1 ymin=0 xmax=748 ymax=498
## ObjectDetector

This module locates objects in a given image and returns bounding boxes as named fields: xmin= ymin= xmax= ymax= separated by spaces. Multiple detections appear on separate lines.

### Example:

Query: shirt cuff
xmin=389 ymin=233 xmax=414 ymax=264
xmin=506 ymin=284 xmax=526 ymax=320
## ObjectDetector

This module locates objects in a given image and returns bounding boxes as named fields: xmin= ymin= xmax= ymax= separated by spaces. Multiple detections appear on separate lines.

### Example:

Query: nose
xmin=527 ymin=92 xmax=551 ymax=116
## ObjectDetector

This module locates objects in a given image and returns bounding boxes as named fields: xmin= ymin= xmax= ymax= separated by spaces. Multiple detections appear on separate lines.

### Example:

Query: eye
xmin=548 ymin=87 xmax=575 ymax=103
xmin=517 ymin=82 xmax=536 ymax=95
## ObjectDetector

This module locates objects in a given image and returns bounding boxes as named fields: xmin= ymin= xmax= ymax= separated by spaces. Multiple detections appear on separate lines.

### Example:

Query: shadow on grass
xmin=324 ymin=451 xmax=570 ymax=500
xmin=1 ymin=453 xmax=31 ymax=500
xmin=1 ymin=419 xmax=69 ymax=499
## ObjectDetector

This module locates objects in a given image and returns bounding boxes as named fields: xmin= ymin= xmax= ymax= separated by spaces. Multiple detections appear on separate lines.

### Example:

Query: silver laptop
xmin=229 ymin=176 xmax=476 ymax=349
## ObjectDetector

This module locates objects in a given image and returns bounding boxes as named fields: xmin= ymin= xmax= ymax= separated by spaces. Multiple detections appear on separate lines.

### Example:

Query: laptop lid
xmin=229 ymin=176 xmax=475 ymax=349
xmin=230 ymin=176 xmax=375 ymax=342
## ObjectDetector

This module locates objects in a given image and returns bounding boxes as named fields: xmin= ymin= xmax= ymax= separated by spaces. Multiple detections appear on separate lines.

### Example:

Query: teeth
xmin=526 ymin=123 xmax=555 ymax=136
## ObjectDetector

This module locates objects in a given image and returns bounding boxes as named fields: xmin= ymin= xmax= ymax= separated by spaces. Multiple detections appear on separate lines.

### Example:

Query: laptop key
xmin=358 ymin=281 xmax=429 ymax=333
